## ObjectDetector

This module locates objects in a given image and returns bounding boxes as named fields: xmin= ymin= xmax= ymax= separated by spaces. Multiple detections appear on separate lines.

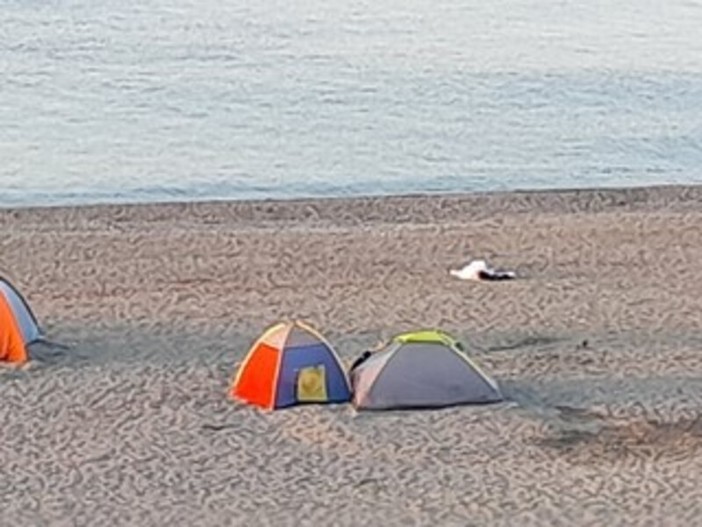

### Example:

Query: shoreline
xmin=3 ymin=184 xmax=702 ymax=234
xmin=3 ymin=182 xmax=702 ymax=215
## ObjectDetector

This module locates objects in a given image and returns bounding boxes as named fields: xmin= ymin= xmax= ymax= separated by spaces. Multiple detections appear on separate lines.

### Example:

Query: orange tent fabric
xmin=232 ymin=342 xmax=280 ymax=408
xmin=0 ymin=293 xmax=27 ymax=364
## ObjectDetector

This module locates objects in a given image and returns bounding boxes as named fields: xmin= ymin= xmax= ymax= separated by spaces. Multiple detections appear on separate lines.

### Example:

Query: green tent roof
xmin=392 ymin=329 xmax=463 ymax=350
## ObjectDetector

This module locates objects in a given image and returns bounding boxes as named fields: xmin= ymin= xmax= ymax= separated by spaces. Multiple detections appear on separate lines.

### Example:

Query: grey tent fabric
xmin=351 ymin=340 xmax=502 ymax=410
xmin=286 ymin=325 xmax=325 ymax=348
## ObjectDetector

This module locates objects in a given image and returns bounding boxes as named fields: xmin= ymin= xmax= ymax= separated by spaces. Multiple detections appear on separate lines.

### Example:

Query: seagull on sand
xmin=449 ymin=260 xmax=516 ymax=281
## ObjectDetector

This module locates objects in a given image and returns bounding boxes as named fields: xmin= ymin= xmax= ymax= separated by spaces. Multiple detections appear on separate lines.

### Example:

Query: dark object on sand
xmin=350 ymin=350 xmax=373 ymax=372
xmin=477 ymin=270 xmax=516 ymax=281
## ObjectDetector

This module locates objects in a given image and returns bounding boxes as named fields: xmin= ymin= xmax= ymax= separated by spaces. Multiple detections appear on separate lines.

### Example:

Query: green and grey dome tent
xmin=350 ymin=330 xmax=502 ymax=410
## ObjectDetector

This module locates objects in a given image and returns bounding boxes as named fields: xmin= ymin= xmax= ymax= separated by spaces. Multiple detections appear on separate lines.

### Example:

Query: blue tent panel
xmin=275 ymin=343 xmax=351 ymax=408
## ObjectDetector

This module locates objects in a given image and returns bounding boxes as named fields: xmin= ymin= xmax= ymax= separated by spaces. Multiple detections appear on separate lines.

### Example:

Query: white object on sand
xmin=449 ymin=260 xmax=516 ymax=281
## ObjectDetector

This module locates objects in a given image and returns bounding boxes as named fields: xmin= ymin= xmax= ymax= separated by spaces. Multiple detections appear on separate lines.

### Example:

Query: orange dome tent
xmin=231 ymin=321 xmax=352 ymax=410
xmin=0 ymin=277 xmax=41 ymax=364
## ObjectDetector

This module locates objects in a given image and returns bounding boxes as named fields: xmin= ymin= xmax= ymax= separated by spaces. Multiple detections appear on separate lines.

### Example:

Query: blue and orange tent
xmin=230 ymin=321 xmax=351 ymax=409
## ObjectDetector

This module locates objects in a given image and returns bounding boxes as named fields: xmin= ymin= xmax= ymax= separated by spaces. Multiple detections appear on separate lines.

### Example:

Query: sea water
xmin=1 ymin=0 xmax=701 ymax=207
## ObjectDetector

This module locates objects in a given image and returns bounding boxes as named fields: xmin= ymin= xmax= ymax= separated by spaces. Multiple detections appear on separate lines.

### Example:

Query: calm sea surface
xmin=1 ymin=0 xmax=701 ymax=207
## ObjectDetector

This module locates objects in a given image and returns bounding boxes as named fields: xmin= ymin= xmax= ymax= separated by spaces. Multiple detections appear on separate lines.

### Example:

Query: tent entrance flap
xmin=296 ymin=365 xmax=328 ymax=402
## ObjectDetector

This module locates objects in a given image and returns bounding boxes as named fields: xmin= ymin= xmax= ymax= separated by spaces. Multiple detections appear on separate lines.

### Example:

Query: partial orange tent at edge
xmin=0 ymin=276 xmax=42 ymax=365
xmin=0 ymin=292 xmax=27 ymax=364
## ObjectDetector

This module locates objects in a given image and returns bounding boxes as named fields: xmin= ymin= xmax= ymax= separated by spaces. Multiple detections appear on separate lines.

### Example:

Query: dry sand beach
xmin=2 ymin=185 xmax=702 ymax=526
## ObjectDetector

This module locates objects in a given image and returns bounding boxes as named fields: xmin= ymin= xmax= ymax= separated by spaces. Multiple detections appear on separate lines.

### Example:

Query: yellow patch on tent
xmin=297 ymin=365 xmax=328 ymax=402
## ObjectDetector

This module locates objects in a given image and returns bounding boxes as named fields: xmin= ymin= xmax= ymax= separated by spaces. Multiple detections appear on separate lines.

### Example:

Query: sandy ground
xmin=2 ymin=185 xmax=702 ymax=526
